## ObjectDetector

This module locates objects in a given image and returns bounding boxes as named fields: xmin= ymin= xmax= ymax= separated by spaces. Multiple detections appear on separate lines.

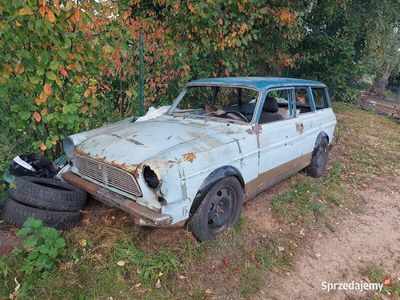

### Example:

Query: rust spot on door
xmin=182 ymin=152 xmax=196 ymax=163
xmin=296 ymin=123 xmax=304 ymax=134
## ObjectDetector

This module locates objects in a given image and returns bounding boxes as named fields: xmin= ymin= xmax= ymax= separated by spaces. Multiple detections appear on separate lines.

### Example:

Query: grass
xmin=257 ymin=233 xmax=294 ymax=271
xmin=1 ymin=103 xmax=399 ymax=299
xmin=360 ymin=263 xmax=400 ymax=299
xmin=272 ymin=161 xmax=348 ymax=224
xmin=238 ymin=263 xmax=263 ymax=297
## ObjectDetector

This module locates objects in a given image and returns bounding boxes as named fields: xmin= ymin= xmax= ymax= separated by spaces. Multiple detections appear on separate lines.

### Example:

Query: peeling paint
xmin=296 ymin=122 xmax=304 ymax=134
xmin=246 ymin=128 xmax=254 ymax=135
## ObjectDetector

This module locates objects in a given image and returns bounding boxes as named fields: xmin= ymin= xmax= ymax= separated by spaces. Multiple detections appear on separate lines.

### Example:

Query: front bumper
xmin=62 ymin=171 xmax=172 ymax=227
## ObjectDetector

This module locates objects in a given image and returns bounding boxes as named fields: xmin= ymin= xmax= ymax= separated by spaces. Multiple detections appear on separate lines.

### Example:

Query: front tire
xmin=306 ymin=138 xmax=329 ymax=178
xmin=188 ymin=177 xmax=243 ymax=242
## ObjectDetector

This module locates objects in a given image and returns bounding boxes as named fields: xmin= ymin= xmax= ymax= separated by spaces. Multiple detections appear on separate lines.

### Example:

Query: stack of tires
xmin=1 ymin=177 xmax=87 ymax=230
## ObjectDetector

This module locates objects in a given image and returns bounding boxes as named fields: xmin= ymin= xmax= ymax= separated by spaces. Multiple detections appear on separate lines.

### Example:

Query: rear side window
xmin=312 ymin=88 xmax=328 ymax=109
xmin=295 ymin=88 xmax=313 ymax=114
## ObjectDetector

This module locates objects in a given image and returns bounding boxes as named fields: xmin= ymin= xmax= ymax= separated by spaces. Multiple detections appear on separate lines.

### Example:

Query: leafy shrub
xmin=0 ymin=256 xmax=12 ymax=279
xmin=16 ymin=218 xmax=66 ymax=274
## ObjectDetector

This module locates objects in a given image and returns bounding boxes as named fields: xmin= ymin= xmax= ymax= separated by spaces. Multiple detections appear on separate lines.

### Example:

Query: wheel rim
xmin=207 ymin=187 xmax=235 ymax=231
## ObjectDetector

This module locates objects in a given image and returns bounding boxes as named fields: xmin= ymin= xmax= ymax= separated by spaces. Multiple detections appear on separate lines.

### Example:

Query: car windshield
xmin=171 ymin=86 xmax=259 ymax=123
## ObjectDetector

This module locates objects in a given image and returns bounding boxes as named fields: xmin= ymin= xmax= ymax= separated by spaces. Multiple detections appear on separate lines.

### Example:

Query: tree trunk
xmin=372 ymin=62 xmax=392 ymax=96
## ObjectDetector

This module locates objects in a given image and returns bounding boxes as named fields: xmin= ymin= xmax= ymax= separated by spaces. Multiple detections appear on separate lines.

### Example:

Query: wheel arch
xmin=313 ymin=131 xmax=329 ymax=154
xmin=189 ymin=166 xmax=244 ymax=216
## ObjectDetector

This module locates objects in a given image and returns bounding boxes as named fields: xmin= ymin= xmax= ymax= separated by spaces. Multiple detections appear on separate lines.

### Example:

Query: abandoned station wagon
xmin=62 ymin=77 xmax=337 ymax=241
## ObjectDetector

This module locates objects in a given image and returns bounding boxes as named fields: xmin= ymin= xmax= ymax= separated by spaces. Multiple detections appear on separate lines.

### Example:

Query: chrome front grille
xmin=74 ymin=155 xmax=142 ymax=197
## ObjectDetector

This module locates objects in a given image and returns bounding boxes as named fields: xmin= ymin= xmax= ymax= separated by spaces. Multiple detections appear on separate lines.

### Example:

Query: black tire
xmin=306 ymin=138 xmax=329 ymax=178
xmin=10 ymin=176 xmax=86 ymax=212
xmin=1 ymin=198 xmax=81 ymax=230
xmin=188 ymin=177 xmax=243 ymax=242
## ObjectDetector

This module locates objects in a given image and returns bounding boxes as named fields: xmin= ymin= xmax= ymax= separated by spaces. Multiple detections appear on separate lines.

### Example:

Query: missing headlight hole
xmin=143 ymin=166 xmax=160 ymax=189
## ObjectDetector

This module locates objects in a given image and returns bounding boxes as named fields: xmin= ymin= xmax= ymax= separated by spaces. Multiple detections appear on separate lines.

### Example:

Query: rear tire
xmin=306 ymin=138 xmax=329 ymax=178
xmin=10 ymin=176 xmax=86 ymax=212
xmin=188 ymin=177 xmax=243 ymax=242
xmin=1 ymin=198 xmax=82 ymax=230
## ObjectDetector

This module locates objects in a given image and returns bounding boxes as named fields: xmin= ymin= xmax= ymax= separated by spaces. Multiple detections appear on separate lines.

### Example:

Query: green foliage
xmin=0 ymin=0 xmax=120 ymax=158
xmin=0 ymin=1 xmax=399 ymax=163
xmin=16 ymin=218 xmax=66 ymax=274
xmin=0 ymin=256 xmax=12 ymax=279
xmin=114 ymin=242 xmax=179 ymax=284
xmin=293 ymin=0 xmax=364 ymax=100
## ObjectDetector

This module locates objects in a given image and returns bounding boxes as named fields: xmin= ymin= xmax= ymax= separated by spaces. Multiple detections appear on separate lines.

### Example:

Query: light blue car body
xmin=62 ymin=77 xmax=336 ymax=227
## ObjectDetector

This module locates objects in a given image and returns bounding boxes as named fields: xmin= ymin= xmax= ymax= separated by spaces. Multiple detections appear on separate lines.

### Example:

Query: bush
xmin=16 ymin=218 xmax=66 ymax=274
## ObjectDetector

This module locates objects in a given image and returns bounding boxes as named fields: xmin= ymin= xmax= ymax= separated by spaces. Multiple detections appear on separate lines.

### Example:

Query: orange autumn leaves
xmin=32 ymin=112 xmax=41 ymax=122
xmin=32 ymin=83 xmax=53 ymax=123
xmin=14 ymin=64 xmax=24 ymax=75
xmin=278 ymin=9 xmax=295 ymax=24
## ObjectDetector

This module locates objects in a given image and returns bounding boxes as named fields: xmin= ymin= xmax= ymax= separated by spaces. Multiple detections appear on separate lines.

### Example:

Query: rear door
xmin=294 ymin=86 xmax=336 ymax=155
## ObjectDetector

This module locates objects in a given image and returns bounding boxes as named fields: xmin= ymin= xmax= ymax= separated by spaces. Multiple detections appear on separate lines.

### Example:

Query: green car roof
xmin=187 ymin=77 xmax=326 ymax=91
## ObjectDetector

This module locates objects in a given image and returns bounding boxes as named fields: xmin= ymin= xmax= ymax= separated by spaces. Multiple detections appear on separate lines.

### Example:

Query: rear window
xmin=295 ymin=88 xmax=312 ymax=114
xmin=312 ymin=88 xmax=328 ymax=109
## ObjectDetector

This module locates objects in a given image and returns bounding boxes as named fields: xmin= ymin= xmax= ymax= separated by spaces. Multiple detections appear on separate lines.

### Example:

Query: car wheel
xmin=1 ymin=198 xmax=82 ymax=230
xmin=10 ymin=176 xmax=87 ymax=212
xmin=188 ymin=177 xmax=243 ymax=241
xmin=306 ymin=138 xmax=329 ymax=178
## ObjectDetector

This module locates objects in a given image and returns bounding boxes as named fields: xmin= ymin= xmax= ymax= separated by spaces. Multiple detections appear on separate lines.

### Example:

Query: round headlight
xmin=63 ymin=137 xmax=76 ymax=159
xmin=143 ymin=166 xmax=160 ymax=189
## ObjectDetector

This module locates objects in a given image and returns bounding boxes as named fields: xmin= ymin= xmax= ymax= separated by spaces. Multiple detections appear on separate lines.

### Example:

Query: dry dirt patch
xmin=259 ymin=176 xmax=400 ymax=300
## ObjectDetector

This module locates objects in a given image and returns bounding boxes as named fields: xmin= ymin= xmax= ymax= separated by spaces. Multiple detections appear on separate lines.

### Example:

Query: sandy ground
xmin=253 ymin=176 xmax=400 ymax=300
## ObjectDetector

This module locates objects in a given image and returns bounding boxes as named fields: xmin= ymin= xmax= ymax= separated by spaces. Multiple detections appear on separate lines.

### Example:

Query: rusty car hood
xmin=74 ymin=115 xmax=240 ymax=169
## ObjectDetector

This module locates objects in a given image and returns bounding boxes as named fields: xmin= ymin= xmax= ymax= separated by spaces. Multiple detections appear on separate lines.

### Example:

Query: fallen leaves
xmin=79 ymin=239 xmax=87 ymax=247
xmin=222 ymin=256 xmax=230 ymax=267
xmin=383 ymin=276 xmax=392 ymax=286
xmin=59 ymin=261 xmax=73 ymax=271
xmin=116 ymin=260 xmax=126 ymax=267
xmin=155 ymin=279 xmax=161 ymax=288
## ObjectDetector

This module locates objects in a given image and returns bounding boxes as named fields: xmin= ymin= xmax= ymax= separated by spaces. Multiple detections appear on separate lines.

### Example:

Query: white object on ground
xmin=13 ymin=156 xmax=35 ymax=171
xmin=136 ymin=106 xmax=170 ymax=122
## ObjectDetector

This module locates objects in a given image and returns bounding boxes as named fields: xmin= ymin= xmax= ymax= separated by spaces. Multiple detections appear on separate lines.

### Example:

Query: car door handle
xmin=296 ymin=122 xmax=304 ymax=134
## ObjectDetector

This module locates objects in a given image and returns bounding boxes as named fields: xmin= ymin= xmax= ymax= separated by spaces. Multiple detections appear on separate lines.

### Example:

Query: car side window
xmin=312 ymin=88 xmax=328 ymax=109
xmin=258 ymin=89 xmax=293 ymax=124
xmin=295 ymin=88 xmax=314 ymax=114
